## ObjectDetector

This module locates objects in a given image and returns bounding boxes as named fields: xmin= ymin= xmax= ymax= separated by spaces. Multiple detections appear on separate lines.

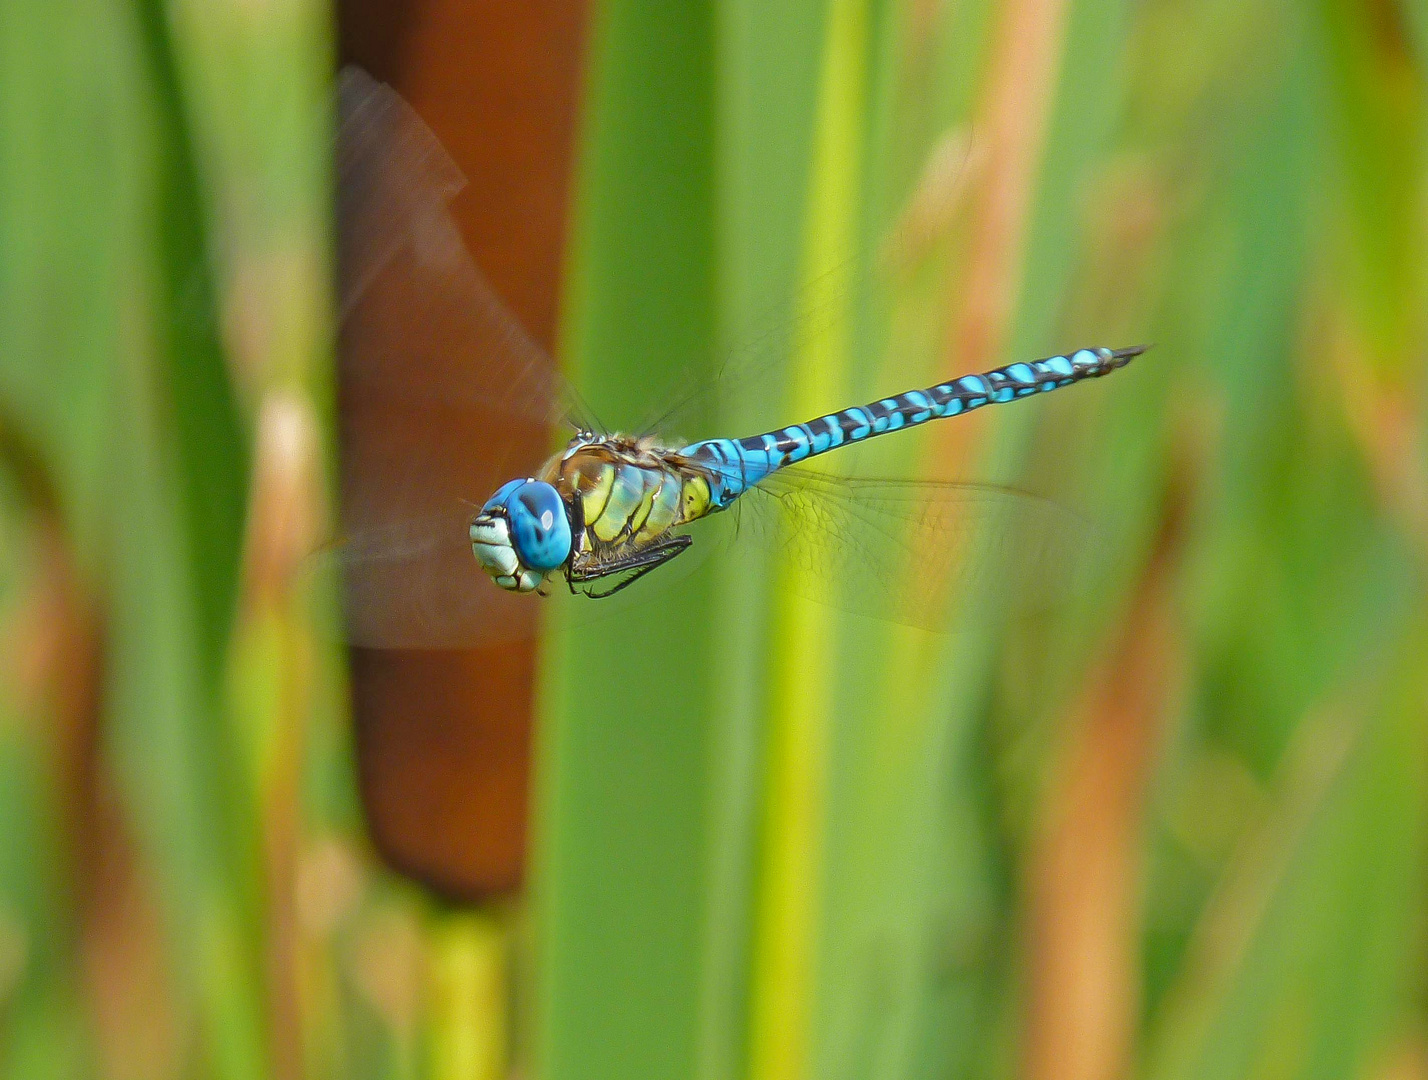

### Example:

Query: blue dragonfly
xmin=336 ymin=69 xmax=1143 ymax=648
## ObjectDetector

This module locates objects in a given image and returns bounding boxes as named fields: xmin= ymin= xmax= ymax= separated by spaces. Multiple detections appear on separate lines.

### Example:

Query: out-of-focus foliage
xmin=543 ymin=2 xmax=1428 ymax=1080
xmin=0 ymin=1 xmax=1424 ymax=1080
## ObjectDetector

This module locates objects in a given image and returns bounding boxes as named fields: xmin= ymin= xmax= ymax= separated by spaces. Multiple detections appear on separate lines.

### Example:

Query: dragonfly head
xmin=470 ymin=479 xmax=573 ymax=592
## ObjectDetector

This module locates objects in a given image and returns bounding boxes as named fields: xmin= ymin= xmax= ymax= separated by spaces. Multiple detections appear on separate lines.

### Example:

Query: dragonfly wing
xmin=735 ymin=467 xmax=1096 ymax=632
xmin=335 ymin=504 xmax=540 ymax=648
xmin=333 ymin=501 xmax=723 ymax=648
xmin=635 ymin=262 xmax=893 ymax=442
xmin=336 ymin=67 xmax=596 ymax=647
xmin=337 ymin=66 xmax=597 ymax=432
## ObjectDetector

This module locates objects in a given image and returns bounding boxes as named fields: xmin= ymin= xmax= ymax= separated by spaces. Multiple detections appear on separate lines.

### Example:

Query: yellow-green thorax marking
xmin=544 ymin=434 xmax=714 ymax=569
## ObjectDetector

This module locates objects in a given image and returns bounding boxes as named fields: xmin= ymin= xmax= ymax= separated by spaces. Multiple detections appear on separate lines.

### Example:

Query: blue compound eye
xmin=505 ymin=481 xmax=572 ymax=572
xmin=482 ymin=478 xmax=526 ymax=514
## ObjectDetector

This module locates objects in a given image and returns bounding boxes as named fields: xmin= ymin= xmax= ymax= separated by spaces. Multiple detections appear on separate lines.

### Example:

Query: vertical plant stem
xmin=235 ymin=391 xmax=323 ymax=1080
xmin=747 ymin=2 xmax=869 ymax=1078
xmin=1023 ymin=509 xmax=1183 ymax=1080
xmin=429 ymin=909 xmax=508 ymax=1080
xmin=945 ymin=0 xmax=1072 ymax=375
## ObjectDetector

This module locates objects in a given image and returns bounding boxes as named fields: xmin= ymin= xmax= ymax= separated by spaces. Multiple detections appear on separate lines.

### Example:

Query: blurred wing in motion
xmin=335 ymin=504 xmax=541 ymax=648
xmin=337 ymin=67 xmax=593 ymax=647
xmin=735 ymin=467 xmax=1097 ymax=632
xmin=337 ymin=67 xmax=593 ymax=431
xmin=335 ymin=497 xmax=721 ymax=648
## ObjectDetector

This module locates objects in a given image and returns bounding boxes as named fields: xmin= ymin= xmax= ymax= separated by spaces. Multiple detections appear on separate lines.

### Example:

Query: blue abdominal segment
xmin=681 ymin=345 xmax=1143 ymax=507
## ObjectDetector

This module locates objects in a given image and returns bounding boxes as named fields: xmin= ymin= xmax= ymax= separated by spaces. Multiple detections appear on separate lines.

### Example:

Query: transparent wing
xmin=732 ymin=467 xmax=1097 ymax=633
xmin=633 ymin=262 xmax=874 ymax=439
xmin=632 ymin=248 xmax=937 ymax=448
xmin=336 ymin=504 xmax=538 ymax=647
xmin=636 ymin=127 xmax=981 ymax=445
xmin=337 ymin=66 xmax=595 ymax=431
xmin=334 ymin=498 xmax=722 ymax=648
xmin=337 ymin=67 xmax=596 ymax=648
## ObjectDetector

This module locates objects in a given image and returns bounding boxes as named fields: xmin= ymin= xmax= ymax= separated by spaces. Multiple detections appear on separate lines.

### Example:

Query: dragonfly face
xmin=469 ymin=478 xmax=572 ymax=592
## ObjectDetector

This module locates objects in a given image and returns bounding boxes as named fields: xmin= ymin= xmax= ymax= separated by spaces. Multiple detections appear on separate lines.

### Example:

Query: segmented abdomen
xmin=682 ymin=345 xmax=1143 ymax=506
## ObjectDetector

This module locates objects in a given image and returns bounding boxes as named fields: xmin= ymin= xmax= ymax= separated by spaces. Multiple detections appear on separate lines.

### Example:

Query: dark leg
xmin=567 ymin=534 xmax=693 ymax=599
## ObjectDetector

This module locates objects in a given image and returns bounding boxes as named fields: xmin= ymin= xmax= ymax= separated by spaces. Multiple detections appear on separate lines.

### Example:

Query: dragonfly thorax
xmin=469 ymin=478 xmax=572 ymax=593
xmin=551 ymin=438 xmax=715 ymax=550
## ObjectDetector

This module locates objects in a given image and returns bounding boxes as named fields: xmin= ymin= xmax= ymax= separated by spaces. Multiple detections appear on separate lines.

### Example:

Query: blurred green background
xmin=2 ymin=0 xmax=1427 ymax=1078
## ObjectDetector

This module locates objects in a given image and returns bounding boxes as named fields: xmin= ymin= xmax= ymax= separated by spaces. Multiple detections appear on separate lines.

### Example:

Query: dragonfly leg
xmin=567 ymin=534 xmax=693 ymax=599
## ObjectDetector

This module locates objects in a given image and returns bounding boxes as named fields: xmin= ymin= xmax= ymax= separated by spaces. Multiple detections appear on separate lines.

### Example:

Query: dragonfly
xmin=336 ymin=68 xmax=1144 ymax=648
